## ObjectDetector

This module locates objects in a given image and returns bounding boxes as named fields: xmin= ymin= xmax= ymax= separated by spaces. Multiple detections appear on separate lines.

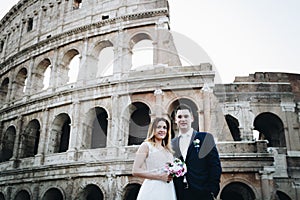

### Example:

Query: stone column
xmin=34 ymin=108 xmax=49 ymax=165
xmin=259 ymin=167 xmax=275 ymax=200
xmin=11 ymin=115 xmax=23 ymax=168
xmin=50 ymin=48 xmax=59 ymax=88
xmin=233 ymin=102 xmax=254 ymax=141
xmin=154 ymin=17 xmax=181 ymax=67
xmin=154 ymin=89 xmax=164 ymax=117
xmin=110 ymin=94 xmax=122 ymax=147
xmin=77 ymin=38 xmax=98 ymax=81
xmin=202 ymin=84 xmax=212 ymax=132
xmin=106 ymin=174 xmax=117 ymax=199
xmin=1 ymin=33 xmax=9 ymax=59
xmin=5 ymin=73 xmax=14 ymax=103
xmin=69 ymin=101 xmax=80 ymax=149
xmin=67 ymin=101 xmax=81 ymax=161
xmin=114 ymin=29 xmax=132 ymax=78
xmin=25 ymin=58 xmax=35 ymax=96
xmin=115 ymin=94 xmax=132 ymax=146
xmin=281 ymin=102 xmax=300 ymax=152
xmin=298 ymin=102 xmax=300 ymax=123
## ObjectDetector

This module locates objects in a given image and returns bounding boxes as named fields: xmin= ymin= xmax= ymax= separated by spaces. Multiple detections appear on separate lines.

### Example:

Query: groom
xmin=171 ymin=104 xmax=222 ymax=200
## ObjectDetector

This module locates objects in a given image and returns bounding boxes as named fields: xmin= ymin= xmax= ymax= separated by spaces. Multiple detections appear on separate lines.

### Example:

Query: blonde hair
xmin=145 ymin=117 xmax=173 ymax=153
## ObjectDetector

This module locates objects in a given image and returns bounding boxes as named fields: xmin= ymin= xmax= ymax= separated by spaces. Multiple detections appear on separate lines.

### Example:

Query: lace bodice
xmin=144 ymin=142 xmax=174 ymax=173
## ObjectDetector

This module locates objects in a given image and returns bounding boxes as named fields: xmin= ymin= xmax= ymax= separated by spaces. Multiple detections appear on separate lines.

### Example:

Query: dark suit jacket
xmin=171 ymin=131 xmax=222 ymax=199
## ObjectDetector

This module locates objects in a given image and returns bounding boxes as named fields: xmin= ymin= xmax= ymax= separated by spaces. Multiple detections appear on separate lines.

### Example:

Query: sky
xmin=1 ymin=0 xmax=299 ymax=83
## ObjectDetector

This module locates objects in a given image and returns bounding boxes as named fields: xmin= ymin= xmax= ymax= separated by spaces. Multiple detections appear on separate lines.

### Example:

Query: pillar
xmin=154 ymin=89 xmax=164 ymax=117
xmin=259 ymin=167 xmax=275 ymax=200
xmin=202 ymin=84 xmax=212 ymax=132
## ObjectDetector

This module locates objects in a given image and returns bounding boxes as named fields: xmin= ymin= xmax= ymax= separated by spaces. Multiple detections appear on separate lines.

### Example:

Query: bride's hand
xmin=160 ymin=173 xmax=173 ymax=182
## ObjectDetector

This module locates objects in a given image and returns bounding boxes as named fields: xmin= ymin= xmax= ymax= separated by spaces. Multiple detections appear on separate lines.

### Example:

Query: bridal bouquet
xmin=165 ymin=158 xmax=187 ymax=177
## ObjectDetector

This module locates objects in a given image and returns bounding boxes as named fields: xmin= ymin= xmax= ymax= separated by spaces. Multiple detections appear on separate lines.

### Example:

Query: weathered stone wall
xmin=0 ymin=0 xmax=299 ymax=200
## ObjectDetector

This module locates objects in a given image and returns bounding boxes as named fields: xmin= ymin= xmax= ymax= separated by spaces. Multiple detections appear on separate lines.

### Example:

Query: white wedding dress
xmin=136 ymin=142 xmax=177 ymax=200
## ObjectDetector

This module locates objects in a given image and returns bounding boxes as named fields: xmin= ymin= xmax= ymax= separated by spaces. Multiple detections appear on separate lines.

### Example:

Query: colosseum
xmin=0 ymin=0 xmax=299 ymax=199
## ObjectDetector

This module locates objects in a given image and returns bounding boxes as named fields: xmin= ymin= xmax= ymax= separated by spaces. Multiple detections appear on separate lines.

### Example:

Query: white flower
xmin=193 ymin=139 xmax=200 ymax=148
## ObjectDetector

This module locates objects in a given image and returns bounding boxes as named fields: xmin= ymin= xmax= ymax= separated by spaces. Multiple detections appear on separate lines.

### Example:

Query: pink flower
xmin=165 ymin=158 xmax=187 ymax=178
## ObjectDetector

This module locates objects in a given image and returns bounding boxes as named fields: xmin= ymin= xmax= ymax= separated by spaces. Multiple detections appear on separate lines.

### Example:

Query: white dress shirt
xmin=179 ymin=129 xmax=193 ymax=160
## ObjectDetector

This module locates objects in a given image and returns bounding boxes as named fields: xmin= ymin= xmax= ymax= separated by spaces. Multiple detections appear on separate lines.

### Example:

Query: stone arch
xmin=90 ymin=107 xmax=108 ymax=149
xmin=0 ymin=126 xmax=16 ymax=162
xmin=276 ymin=190 xmax=292 ymax=200
xmin=129 ymin=33 xmax=153 ymax=49
xmin=59 ymin=49 xmax=80 ymax=85
xmin=48 ymin=113 xmax=71 ymax=154
xmin=75 ymin=184 xmax=104 ymax=200
xmin=82 ymin=106 xmax=109 ymax=149
xmin=41 ymin=187 xmax=64 ymax=200
xmin=122 ymin=183 xmax=141 ymax=200
xmin=32 ymin=58 xmax=52 ymax=92
xmin=220 ymin=181 xmax=255 ymax=200
xmin=125 ymin=32 xmax=153 ymax=71
xmin=90 ymin=40 xmax=114 ymax=77
xmin=0 ymin=193 xmax=5 ymax=200
xmin=128 ymin=102 xmax=151 ymax=145
xmin=14 ymin=67 xmax=28 ymax=99
xmin=79 ymin=40 xmax=114 ymax=80
xmin=254 ymin=112 xmax=286 ymax=147
xmin=225 ymin=114 xmax=241 ymax=141
xmin=20 ymin=119 xmax=40 ymax=158
xmin=0 ymin=77 xmax=9 ymax=104
xmin=168 ymin=98 xmax=199 ymax=137
xmin=13 ymin=189 xmax=31 ymax=200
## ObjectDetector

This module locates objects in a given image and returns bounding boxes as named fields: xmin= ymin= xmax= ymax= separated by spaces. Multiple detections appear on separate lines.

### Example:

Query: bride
xmin=132 ymin=117 xmax=177 ymax=200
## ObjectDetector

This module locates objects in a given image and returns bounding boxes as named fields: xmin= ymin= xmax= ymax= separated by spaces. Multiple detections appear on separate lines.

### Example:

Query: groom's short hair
xmin=175 ymin=104 xmax=193 ymax=114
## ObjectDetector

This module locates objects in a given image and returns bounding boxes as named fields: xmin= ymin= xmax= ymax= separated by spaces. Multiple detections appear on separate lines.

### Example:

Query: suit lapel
xmin=173 ymin=137 xmax=182 ymax=158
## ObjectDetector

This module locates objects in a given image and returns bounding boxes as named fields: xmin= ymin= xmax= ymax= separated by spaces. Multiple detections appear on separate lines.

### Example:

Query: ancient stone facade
xmin=0 ymin=0 xmax=299 ymax=200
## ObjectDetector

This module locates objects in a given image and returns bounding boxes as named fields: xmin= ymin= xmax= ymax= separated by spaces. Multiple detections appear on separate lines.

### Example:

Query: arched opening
xmin=14 ymin=190 xmax=31 ymax=200
xmin=0 ymin=193 xmax=5 ymax=200
xmin=83 ymin=40 xmax=114 ymax=79
xmin=20 ymin=119 xmax=40 ymax=158
xmin=68 ymin=54 xmax=80 ymax=83
xmin=58 ymin=49 xmax=80 ymax=86
xmin=48 ymin=113 xmax=71 ymax=154
xmin=169 ymin=98 xmax=199 ymax=137
xmin=0 ymin=77 xmax=9 ymax=104
xmin=220 ymin=182 xmax=255 ymax=200
xmin=97 ymin=46 xmax=114 ymax=77
xmin=225 ymin=114 xmax=241 ymax=141
xmin=276 ymin=190 xmax=292 ymax=200
xmin=42 ymin=188 xmax=64 ymax=200
xmin=132 ymin=39 xmax=153 ymax=70
xmin=0 ymin=126 xmax=16 ymax=162
xmin=43 ymin=66 xmax=51 ymax=90
xmin=128 ymin=102 xmax=151 ymax=145
xmin=76 ymin=184 xmax=104 ymax=200
xmin=254 ymin=112 xmax=286 ymax=147
xmin=122 ymin=183 xmax=141 ymax=200
xmin=91 ymin=107 xmax=108 ymax=149
xmin=73 ymin=0 xmax=82 ymax=10
xmin=32 ymin=59 xmax=51 ymax=92
xmin=14 ymin=68 xmax=28 ymax=99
